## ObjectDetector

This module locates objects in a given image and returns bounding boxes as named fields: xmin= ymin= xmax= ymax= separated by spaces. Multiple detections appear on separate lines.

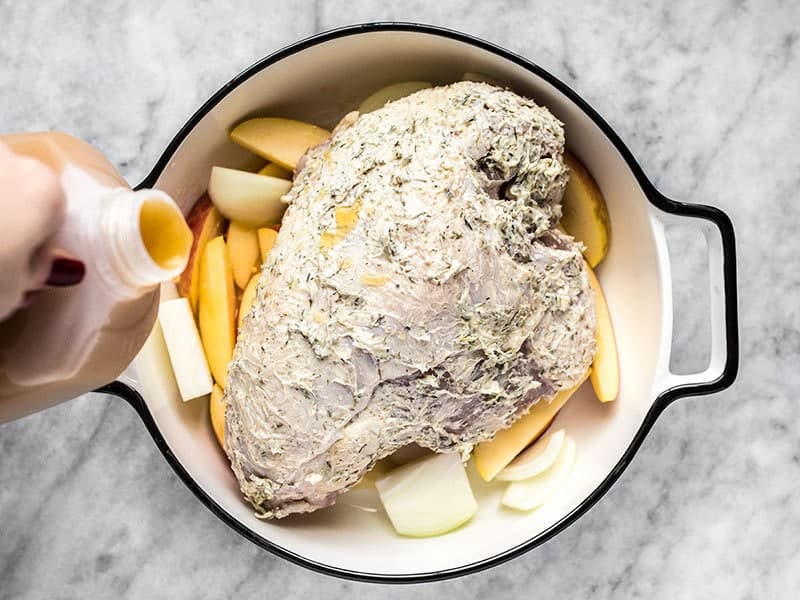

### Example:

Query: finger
xmin=14 ymin=155 xmax=66 ymax=245
xmin=0 ymin=151 xmax=67 ymax=290
xmin=0 ymin=146 xmax=69 ymax=310
xmin=28 ymin=242 xmax=53 ymax=286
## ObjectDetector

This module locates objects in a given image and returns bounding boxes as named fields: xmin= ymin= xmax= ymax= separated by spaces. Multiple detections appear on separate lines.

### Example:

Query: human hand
xmin=0 ymin=141 xmax=82 ymax=320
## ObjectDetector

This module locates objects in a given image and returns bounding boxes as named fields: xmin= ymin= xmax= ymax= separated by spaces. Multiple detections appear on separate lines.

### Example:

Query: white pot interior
xmin=126 ymin=29 xmax=670 ymax=577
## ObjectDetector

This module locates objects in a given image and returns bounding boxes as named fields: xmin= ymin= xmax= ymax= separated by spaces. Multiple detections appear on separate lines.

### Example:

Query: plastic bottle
xmin=0 ymin=132 xmax=192 ymax=422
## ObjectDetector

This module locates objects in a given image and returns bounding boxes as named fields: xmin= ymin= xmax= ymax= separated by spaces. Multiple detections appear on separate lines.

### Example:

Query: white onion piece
xmin=208 ymin=166 xmax=290 ymax=227
xmin=495 ymin=429 xmax=565 ymax=482
xmin=375 ymin=453 xmax=477 ymax=537
xmin=501 ymin=436 xmax=576 ymax=512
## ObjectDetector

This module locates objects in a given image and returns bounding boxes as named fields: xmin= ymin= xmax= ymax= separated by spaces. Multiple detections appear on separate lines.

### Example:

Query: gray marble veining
xmin=1 ymin=0 xmax=798 ymax=598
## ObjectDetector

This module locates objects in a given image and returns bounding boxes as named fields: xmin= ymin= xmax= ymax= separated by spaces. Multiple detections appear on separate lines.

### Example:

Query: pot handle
xmin=650 ymin=198 xmax=739 ymax=401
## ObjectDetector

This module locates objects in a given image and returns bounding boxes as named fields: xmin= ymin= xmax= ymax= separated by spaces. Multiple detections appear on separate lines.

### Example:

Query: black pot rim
xmin=116 ymin=21 xmax=739 ymax=584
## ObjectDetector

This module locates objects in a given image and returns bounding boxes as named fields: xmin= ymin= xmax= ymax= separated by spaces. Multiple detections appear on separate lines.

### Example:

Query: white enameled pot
xmin=107 ymin=23 xmax=738 ymax=583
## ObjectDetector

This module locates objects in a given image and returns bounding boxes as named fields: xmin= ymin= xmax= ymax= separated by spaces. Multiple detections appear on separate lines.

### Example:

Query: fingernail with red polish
xmin=46 ymin=258 xmax=85 ymax=287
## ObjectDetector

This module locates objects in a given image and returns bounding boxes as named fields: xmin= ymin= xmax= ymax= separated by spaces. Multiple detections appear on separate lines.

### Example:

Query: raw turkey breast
xmin=224 ymin=82 xmax=596 ymax=518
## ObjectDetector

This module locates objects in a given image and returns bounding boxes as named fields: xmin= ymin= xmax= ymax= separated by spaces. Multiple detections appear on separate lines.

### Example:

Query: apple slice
xmin=158 ymin=297 xmax=214 ymax=402
xmin=198 ymin=236 xmax=236 ymax=388
xmin=502 ymin=435 xmax=577 ymax=511
xmin=209 ymin=383 xmax=225 ymax=448
xmin=176 ymin=194 xmax=226 ymax=315
xmin=258 ymin=162 xmax=292 ymax=180
xmin=257 ymin=227 xmax=278 ymax=263
xmin=375 ymin=453 xmax=477 ymax=538
xmin=561 ymin=153 xmax=611 ymax=268
xmin=226 ymin=221 xmax=261 ymax=289
xmin=208 ymin=166 xmax=291 ymax=228
xmin=229 ymin=118 xmax=330 ymax=171
xmin=358 ymin=81 xmax=432 ymax=114
xmin=473 ymin=370 xmax=589 ymax=481
xmin=495 ymin=429 xmax=565 ymax=482
xmin=587 ymin=265 xmax=619 ymax=402
xmin=237 ymin=273 xmax=260 ymax=330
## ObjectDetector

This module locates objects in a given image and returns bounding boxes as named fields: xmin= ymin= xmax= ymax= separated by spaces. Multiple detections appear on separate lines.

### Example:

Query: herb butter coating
xmin=224 ymin=81 xmax=596 ymax=518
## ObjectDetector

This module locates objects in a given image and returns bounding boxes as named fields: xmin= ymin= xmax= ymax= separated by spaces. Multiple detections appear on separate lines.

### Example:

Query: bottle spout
xmin=138 ymin=193 xmax=193 ymax=274
xmin=104 ymin=189 xmax=192 ymax=290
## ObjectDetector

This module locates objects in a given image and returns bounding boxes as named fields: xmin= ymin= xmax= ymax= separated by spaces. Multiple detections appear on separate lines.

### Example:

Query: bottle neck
xmin=98 ymin=189 xmax=191 ymax=294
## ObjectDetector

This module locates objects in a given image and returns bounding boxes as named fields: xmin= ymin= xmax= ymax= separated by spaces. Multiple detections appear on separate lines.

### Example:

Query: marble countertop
xmin=1 ymin=1 xmax=798 ymax=598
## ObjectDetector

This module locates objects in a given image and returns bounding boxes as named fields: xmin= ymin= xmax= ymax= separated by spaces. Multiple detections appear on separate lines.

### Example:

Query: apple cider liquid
xmin=0 ymin=132 xmax=191 ymax=422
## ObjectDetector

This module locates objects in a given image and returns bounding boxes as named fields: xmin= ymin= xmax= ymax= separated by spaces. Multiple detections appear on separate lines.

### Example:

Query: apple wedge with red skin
xmin=176 ymin=194 xmax=226 ymax=315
